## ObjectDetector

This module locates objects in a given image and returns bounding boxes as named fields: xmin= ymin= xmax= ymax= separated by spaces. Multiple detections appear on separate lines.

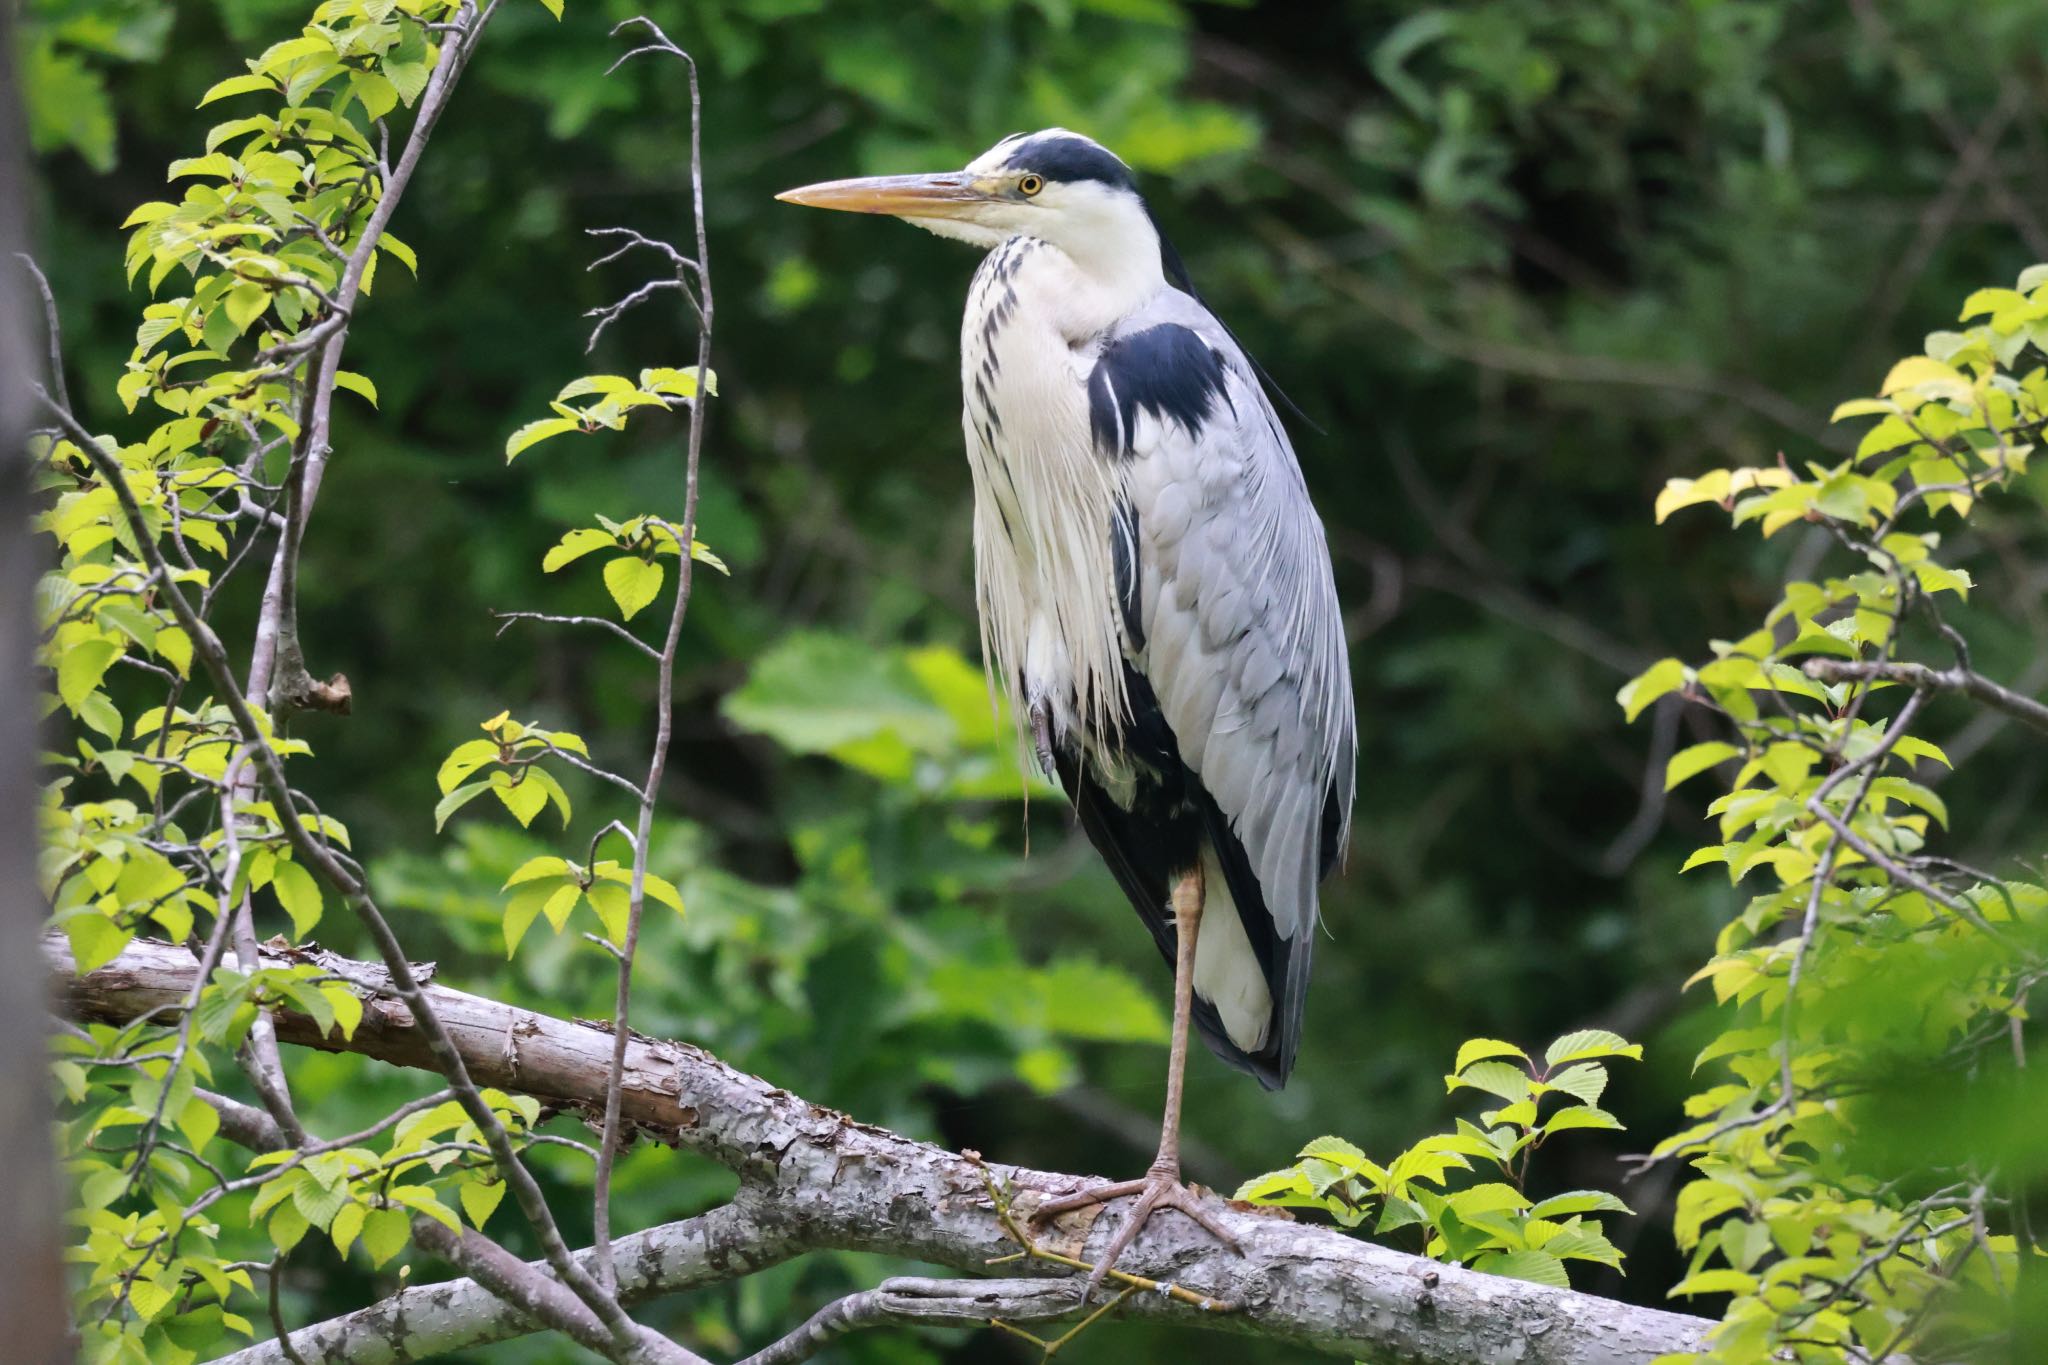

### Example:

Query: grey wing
xmin=1103 ymin=291 xmax=1357 ymax=1071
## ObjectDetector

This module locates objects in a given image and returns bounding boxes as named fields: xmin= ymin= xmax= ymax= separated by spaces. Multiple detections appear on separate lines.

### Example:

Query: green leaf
xmin=1448 ymin=1061 xmax=1531 ymax=1104
xmin=504 ymin=856 xmax=571 ymax=887
xmin=199 ymin=73 xmax=275 ymax=106
xmin=492 ymin=773 xmax=549 ymax=828
xmin=505 ymin=417 xmax=579 ymax=461
xmin=178 ymin=1093 xmax=221 ymax=1152
xmin=391 ymin=1185 xmax=462 ymax=1232
xmin=361 ymin=1207 xmax=410 ymax=1267
xmin=1542 ymin=1062 xmax=1609 ymax=1106
xmin=503 ymin=890 xmax=544 ymax=956
xmin=1475 ymin=1249 xmax=1570 ymax=1288
xmin=438 ymin=738 xmax=500 ymax=794
xmin=330 ymin=1202 xmax=365 ymax=1256
xmin=574 ymin=878 xmax=621 ymax=940
xmin=1669 ymin=1268 xmax=1759 ymax=1298
xmin=58 ymin=639 xmax=122 ymax=711
xmin=270 ymin=858 xmax=324 ymax=938
xmin=433 ymin=780 xmax=492 ymax=832
xmin=1665 ymin=741 xmax=1739 ymax=791
xmin=1544 ymin=1030 xmax=1642 ymax=1067
xmin=224 ymin=282 xmax=268 ymax=333
xmin=1541 ymin=1105 xmax=1624 ymax=1134
xmin=1529 ymin=1190 xmax=1633 ymax=1219
xmin=603 ymin=556 xmax=665 ymax=620
xmin=1297 ymin=1135 xmax=1374 ymax=1173
xmin=543 ymin=527 xmax=617 ymax=572
xmin=1453 ymin=1038 xmax=1526 ymax=1074
xmin=642 ymin=872 xmax=684 ymax=914
xmin=64 ymin=912 xmax=131 ymax=975
xmin=459 ymin=1180 xmax=505 ymax=1229
xmin=333 ymin=371 xmax=378 ymax=408
xmin=1232 ymin=1167 xmax=1312 ymax=1202
xmin=269 ymin=1200 xmax=310 ymax=1253
xmin=1616 ymin=658 xmax=1687 ymax=722
xmin=537 ymin=0 xmax=564 ymax=17
xmin=293 ymin=1173 xmax=349 ymax=1229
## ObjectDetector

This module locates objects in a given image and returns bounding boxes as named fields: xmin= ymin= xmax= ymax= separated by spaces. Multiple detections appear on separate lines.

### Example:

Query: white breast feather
xmin=961 ymin=240 xmax=1130 ymax=747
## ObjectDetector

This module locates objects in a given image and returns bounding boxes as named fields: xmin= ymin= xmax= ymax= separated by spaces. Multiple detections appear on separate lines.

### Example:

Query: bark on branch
xmin=51 ymin=933 xmax=1713 ymax=1365
xmin=1802 ymin=657 xmax=2048 ymax=735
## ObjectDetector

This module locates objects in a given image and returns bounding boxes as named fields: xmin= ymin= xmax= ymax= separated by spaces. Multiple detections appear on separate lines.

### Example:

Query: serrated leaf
xmin=1476 ymin=1248 xmax=1570 ymax=1288
xmin=1541 ymin=1106 xmax=1624 ymax=1134
xmin=1448 ymin=1060 xmax=1530 ymax=1104
xmin=1544 ymin=1029 xmax=1642 ymax=1067
xmin=1530 ymin=1190 xmax=1633 ymax=1219
xmin=1454 ymin=1038 xmax=1527 ymax=1073
xmin=505 ymin=417 xmax=579 ymax=461
xmin=200 ymin=74 xmax=275 ymax=106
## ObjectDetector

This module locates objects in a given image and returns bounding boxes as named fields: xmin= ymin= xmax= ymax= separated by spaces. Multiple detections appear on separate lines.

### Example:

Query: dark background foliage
xmin=23 ymin=0 xmax=2048 ymax=1358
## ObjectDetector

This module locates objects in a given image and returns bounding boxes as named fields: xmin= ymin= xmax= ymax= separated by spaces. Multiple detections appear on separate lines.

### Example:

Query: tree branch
xmin=1803 ymin=657 xmax=2048 ymax=735
xmin=53 ymin=933 xmax=1714 ymax=1365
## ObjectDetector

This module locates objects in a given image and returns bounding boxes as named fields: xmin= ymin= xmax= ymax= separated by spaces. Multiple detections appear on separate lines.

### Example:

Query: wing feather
xmin=1098 ymin=291 xmax=1357 ymax=1083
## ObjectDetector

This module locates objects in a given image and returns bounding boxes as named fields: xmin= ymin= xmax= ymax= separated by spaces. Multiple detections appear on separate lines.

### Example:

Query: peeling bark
xmin=53 ymin=934 xmax=1712 ymax=1365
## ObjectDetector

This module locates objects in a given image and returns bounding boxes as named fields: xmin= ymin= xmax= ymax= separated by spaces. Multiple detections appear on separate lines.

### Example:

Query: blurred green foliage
xmin=22 ymin=0 xmax=2048 ymax=1359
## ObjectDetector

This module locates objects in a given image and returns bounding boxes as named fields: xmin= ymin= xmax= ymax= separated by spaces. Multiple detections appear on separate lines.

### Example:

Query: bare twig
xmin=588 ymin=15 xmax=716 ymax=1298
xmin=12 ymin=253 xmax=69 ymax=413
xmin=494 ymin=610 xmax=660 ymax=660
xmin=265 ymin=1253 xmax=311 ymax=1365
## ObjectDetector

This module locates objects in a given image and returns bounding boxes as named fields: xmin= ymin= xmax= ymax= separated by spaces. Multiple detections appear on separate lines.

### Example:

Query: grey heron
xmin=778 ymin=129 xmax=1356 ymax=1286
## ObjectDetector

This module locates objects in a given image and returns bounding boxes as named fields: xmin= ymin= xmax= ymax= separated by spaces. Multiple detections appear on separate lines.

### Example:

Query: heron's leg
xmin=1029 ymin=861 xmax=1241 ymax=1295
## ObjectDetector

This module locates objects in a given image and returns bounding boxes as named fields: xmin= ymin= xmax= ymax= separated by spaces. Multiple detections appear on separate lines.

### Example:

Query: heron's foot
xmin=1030 ymin=1160 xmax=1240 ymax=1298
xmin=1028 ymin=700 xmax=1059 ymax=782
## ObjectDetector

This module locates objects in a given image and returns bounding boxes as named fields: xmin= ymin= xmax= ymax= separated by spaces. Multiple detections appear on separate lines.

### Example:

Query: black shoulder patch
xmin=1002 ymin=132 xmax=1135 ymax=191
xmin=1088 ymin=324 xmax=1233 ymax=456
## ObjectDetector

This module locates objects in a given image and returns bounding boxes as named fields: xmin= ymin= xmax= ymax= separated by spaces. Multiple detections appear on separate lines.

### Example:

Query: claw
xmin=1032 ymin=1165 xmax=1241 ymax=1298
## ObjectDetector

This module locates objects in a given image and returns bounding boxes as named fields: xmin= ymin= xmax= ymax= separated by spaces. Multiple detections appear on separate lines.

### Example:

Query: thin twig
xmin=589 ymin=12 xmax=715 ymax=1298
xmin=494 ymin=610 xmax=660 ymax=660
xmin=13 ymin=253 xmax=70 ymax=412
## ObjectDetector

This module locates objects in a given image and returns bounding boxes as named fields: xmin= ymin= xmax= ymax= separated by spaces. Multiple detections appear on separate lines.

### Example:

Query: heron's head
xmin=777 ymin=129 xmax=1168 ymax=291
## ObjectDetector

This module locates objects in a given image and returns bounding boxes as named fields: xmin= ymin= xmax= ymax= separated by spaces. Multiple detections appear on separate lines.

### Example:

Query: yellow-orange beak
xmin=775 ymin=171 xmax=989 ymax=217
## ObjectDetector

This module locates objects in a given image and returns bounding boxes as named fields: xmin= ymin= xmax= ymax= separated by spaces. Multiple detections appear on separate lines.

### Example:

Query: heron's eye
xmin=1018 ymin=173 xmax=1044 ymax=197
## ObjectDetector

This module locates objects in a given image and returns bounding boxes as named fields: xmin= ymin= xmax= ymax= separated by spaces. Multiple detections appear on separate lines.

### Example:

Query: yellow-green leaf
xmin=603 ymin=556 xmax=664 ymax=620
